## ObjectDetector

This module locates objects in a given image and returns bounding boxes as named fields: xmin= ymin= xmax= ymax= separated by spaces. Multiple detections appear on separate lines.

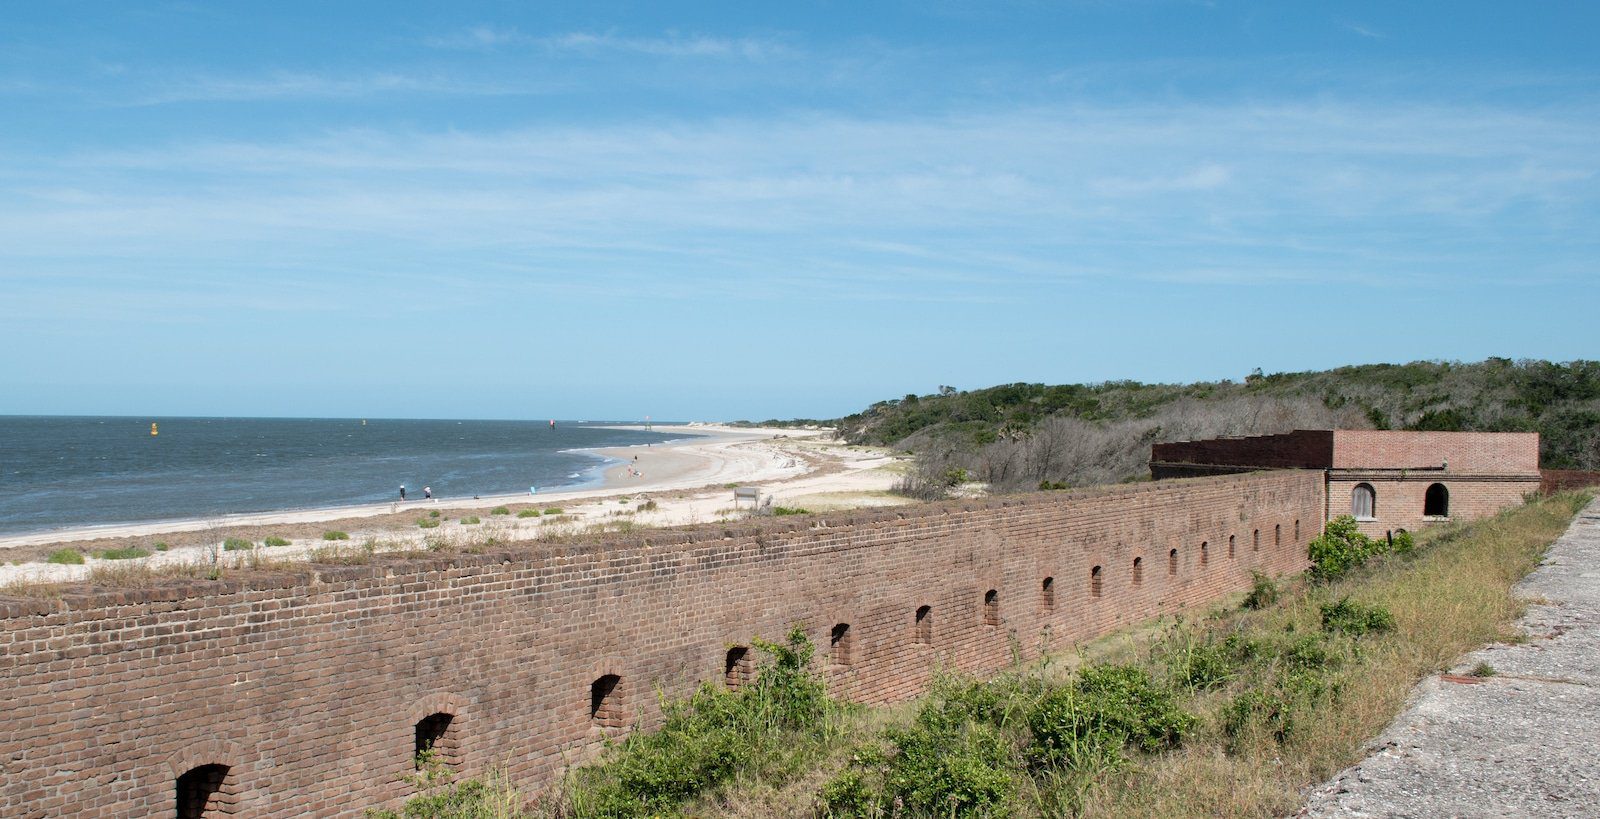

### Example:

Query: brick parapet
xmin=0 ymin=471 xmax=1323 ymax=817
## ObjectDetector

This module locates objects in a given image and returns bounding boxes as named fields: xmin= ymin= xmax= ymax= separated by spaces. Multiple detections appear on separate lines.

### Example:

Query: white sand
xmin=0 ymin=425 xmax=910 ymax=585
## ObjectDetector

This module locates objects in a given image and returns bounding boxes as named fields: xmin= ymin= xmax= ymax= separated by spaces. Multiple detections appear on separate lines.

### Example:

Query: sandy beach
xmin=0 ymin=425 xmax=910 ymax=585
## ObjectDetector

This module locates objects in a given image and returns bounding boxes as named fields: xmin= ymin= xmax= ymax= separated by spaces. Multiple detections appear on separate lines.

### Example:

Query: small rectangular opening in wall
xmin=591 ymin=674 xmax=624 ymax=728
xmin=1294 ymin=519 xmax=1300 ymax=542
xmin=1168 ymin=548 xmax=1178 ymax=576
xmin=1200 ymin=541 xmax=1209 ymax=566
xmin=176 ymin=764 xmax=231 ymax=819
xmin=1132 ymin=557 xmax=1143 ymax=586
xmin=414 ymin=713 xmax=455 ymax=770
xmin=983 ymin=589 xmax=1000 ymax=626
xmin=1090 ymin=566 xmax=1103 ymax=598
xmin=724 ymin=646 xmax=753 ymax=690
xmin=830 ymin=623 xmax=853 ymax=667
xmin=1253 ymin=529 xmax=1260 ymax=552
xmin=1275 ymin=524 xmax=1282 ymax=547
xmin=1228 ymin=535 xmax=1235 ymax=558
xmin=1041 ymin=577 xmax=1055 ymax=611
xmin=915 ymin=606 xmax=932 ymax=644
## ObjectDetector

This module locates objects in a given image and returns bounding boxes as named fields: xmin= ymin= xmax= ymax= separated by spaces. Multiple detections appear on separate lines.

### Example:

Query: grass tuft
xmin=47 ymin=549 xmax=85 ymax=565
xmin=322 ymin=530 xmax=350 ymax=541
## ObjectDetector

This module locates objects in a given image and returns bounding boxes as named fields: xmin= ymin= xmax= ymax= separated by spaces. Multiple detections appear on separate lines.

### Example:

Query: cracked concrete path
xmin=1302 ymin=498 xmax=1600 ymax=818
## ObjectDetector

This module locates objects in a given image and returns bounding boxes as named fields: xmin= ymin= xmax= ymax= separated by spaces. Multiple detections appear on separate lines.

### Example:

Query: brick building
xmin=1150 ymin=429 xmax=1542 ymax=539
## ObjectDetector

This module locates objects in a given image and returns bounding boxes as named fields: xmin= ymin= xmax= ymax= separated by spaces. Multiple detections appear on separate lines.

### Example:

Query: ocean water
xmin=0 ymin=417 xmax=694 ymax=535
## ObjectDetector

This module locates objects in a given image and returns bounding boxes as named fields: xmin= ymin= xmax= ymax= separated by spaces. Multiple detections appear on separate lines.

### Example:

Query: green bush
xmin=773 ymin=506 xmax=810 ymax=516
xmin=222 ymin=538 xmax=254 ymax=551
xmin=47 ymin=549 xmax=85 ymax=565
xmin=637 ymin=500 xmax=658 ymax=512
xmin=322 ymin=530 xmax=349 ymax=541
xmin=491 ymin=506 xmax=511 ymax=515
xmin=460 ymin=517 xmax=481 ymax=525
xmin=542 ymin=508 xmax=564 ymax=515
xmin=263 ymin=536 xmax=290 ymax=547
xmin=1307 ymin=516 xmax=1383 ymax=582
xmin=1392 ymin=529 xmax=1416 ymax=554
xmin=153 ymin=542 xmax=170 ymax=551
xmin=517 ymin=509 xmax=541 ymax=518
xmin=429 ymin=510 xmax=441 ymax=518
xmin=1027 ymin=664 xmax=1196 ymax=767
xmin=94 ymin=547 xmax=150 ymax=560
xmin=418 ymin=518 xmax=441 ymax=529
xmin=1319 ymin=597 xmax=1396 ymax=636
xmin=1242 ymin=571 xmax=1279 ymax=609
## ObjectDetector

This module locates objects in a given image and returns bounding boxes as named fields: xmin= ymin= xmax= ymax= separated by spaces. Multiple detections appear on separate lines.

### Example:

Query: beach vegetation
xmin=94 ymin=547 xmax=150 ymax=560
xmin=308 ymin=542 xmax=374 ymax=565
xmin=429 ymin=510 xmax=441 ymax=518
xmin=47 ymin=549 xmax=85 ymax=565
xmin=418 ymin=517 xmax=441 ymax=529
xmin=460 ymin=516 xmax=481 ymax=525
xmin=222 ymin=538 xmax=254 ymax=551
xmin=322 ymin=530 xmax=350 ymax=541
xmin=637 ymin=500 xmax=658 ymax=512
xmin=153 ymin=542 xmax=170 ymax=551
xmin=517 ymin=508 xmax=541 ymax=518
xmin=1471 ymin=662 xmax=1497 ymax=678
xmin=772 ymin=506 xmax=810 ymax=516
xmin=492 ymin=506 xmax=511 ymax=515
xmin=543 ymin=507 xmax=564 ymax=515
xmin=263 ymin=536 xmax=290 ymax=547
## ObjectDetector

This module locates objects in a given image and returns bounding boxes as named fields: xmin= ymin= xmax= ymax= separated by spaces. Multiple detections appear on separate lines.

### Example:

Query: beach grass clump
xmin=153 ymin=542 xmax=170 ymax=551
xmin=89 ymin=559 xmax=221 ymax=587
xmin=222 ymin=538 xmax=254 ymax=551
xmin=47 ymin=549 xmax=85 ymax=565
xmin=94 ymin=547 xmax=150 ymax=561
xmin=460 ymin=516 xmax=481 ymax=525
xmin=429 ymin=510 xmax=441 ymax=518
xmin=491 ymin=506 xmax=511 ymax=515
xmin=308 ymin=542 xmax=375 ymax=565
xmin=322 ymin=530 xmax=350 ymax=541
xmin=637 ymin=500 xmax=658 ymax=512
xmin=773 ymin=506 xmax=810 ymax=516
xmin=418 ymin=517 xmax=441 ymax=529
xmin=263 ymin=536 xmax=290 ymax=547
xmin=542 ymin=508 xmax=564 ymax=515
xmin=517 ymin=508 xmax=541 ymax=518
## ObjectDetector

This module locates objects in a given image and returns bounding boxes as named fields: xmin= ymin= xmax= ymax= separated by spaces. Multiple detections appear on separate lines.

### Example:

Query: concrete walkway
xmin=1303 ymin=498 xmax=1600 ymax=817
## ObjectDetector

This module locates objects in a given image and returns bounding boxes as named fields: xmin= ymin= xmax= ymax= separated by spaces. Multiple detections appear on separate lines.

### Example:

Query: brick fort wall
xmin=0 ymin=471 xmax=1322 ymax=818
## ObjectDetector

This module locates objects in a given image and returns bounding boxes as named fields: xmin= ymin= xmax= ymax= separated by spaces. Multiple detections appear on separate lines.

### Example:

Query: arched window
xmin=724 ymin=646 xmax=753 ymax=690
xmin=830 ymin=623 xmax=853 ymax=666
xmin=1228 ymin=535 xmax=1235 ymax=558
xmin=1275 ymin=524 xmax=1281 ymax=547
xmin=176 ymin=764 xmax=232 ymax=819
xmin=1200 ymin=541 xmax=1209 ymax=566
xmin=1168 ymin=548 xmax=1179 ymax=576
xmin=590 ymin=675 xmax=625 ymax=727
xmin=1132 ymin=557 xmax=1144 ymax=586
xmin=915 ymin=606 xmax=932 ymax=644
xmin=1090 ymin=565 xmax=1103 ymax=598
xmin=982 ymin=589 xmax=1000 ymax=626
xmin=1425 ymin=483 xmax=1450 ymax=517
xmin=1041 ymin=577 xmax=1056 ymax=612
xmin=1252 ymin=529 xmax=1260 ymax=552
xmin=414 ymin=712 xmax=457 ymax=769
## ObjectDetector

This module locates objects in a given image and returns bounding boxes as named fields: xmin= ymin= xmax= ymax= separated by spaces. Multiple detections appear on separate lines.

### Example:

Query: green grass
xmin=322 ymin=530 xmax=349 ymax=541
xmin=46 ymin=549 xmax=85 ymax=565
xmin=222 ymin=538 xmax=254 ymax=551
xmin=492 ymin=506 xmax=511 ymax=515
xmin=518 ymin=509 xmax=541 ymax=518
xmin=542 ymin=508 xmax=564 ymax=515
xmin=153 ymin=542 xmax=170 ymax=551
xmin=773 ymin=506 xmax=810 ymax=516
xmin=93 ymin=547 xmax=150 ymax=561
xmin=418 ymin=517 xmax=441 ymax=529
xmin=460 ymin=516 xmax=481 ymax=525
xmin=263 ymin=536 xmax=290 ymax=547
xmin=429 ymin=510 xmax=441 ymax=518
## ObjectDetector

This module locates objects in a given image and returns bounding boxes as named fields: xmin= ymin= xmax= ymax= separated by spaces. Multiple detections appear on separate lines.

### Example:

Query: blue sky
xmin=2 ymin=2 xmax=1596 ymax=421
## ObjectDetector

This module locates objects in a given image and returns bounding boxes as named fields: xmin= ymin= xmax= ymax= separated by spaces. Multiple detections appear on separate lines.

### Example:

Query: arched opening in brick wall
xmin=1274 ymin=524 xmax=1281 ymax=548
xmin=915 ymin=605 xmax=932 ymax=644
xmin=1168 ymin=548 xmax=1178 ymax=576
xmin=1253 ymin=529 xmax=1260 ymax=552
xmin=1295 ymin=519 xmax=1300 ymax=542
xmin=1200 ymin=541 xmax=1209 ymax=566
xmin=1041 ymin=577 xmax=1055 ymax=612
xmin=590 ymin=675 xmax=625 ymax=728
xmin=830 ymin=623 xmax=853 ymax=667
xmin=1228 ymin=535 xmax=1235 ymax=558
xmin=1132 ymin=557 xmax=1143 ymax=586
xmin=1090 ymin=566 xmax=1103 ymax=598
xmin=1425 ymin=483 xmax=1450 ymax=517
xmin=176 ymin=764 xmax=233 ymax=819
xmin=413 ymin=712 xmax=458 ymax=769
xmin=1353 ymin=483 xmax=1375 ymax=519
xmin=724 ymin=646 xmax=754 ymax=691
xmin=982 ymin=589 xmax=1000 ymax=626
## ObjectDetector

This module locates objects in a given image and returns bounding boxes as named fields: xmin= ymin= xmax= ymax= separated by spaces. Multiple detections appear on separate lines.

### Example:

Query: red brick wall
xmin=1541 ymin=470 xmax=1600 ymax=495
xmin=1331 ymin=431 xmax=1540 ymax=474
xmin=1150 ymin=430 xmax=1334 ymax=470
xmin=1328 ymin=476 xmax=1540 ymax=539
xmin=0 ymin=471 xmax=1322 ymax=818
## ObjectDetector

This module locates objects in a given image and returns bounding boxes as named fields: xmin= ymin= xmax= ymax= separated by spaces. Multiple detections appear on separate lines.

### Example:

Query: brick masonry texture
xmin=0 ymin=471 xmax=1321 ymax=818
xmin=1329 ymin=430 xmax=1540 ymax=474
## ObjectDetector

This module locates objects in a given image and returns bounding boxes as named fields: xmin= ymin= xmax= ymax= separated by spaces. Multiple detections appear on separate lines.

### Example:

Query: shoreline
xmin=0 ymin=425 xmax=786 ymax=550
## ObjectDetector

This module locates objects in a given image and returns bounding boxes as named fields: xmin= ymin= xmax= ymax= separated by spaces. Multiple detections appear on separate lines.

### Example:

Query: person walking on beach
xmin=399 ymin=485 xmax=407 ymax=501
xmin=423 ymin=486 xmax=432 ymax=500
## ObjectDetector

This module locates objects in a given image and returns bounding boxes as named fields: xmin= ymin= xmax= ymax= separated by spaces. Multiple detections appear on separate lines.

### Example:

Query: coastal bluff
xmin=0 ymin=471 xmax=1320 ymax=817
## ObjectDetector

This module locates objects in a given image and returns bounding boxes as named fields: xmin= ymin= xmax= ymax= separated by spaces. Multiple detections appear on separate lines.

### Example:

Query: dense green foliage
xmin=93 ymin=547 xmax=150 ymax=560
xmin=1307 ymin=516 xmax=1410 ymax=582
xmin=834 ymin=359 xmax=1600 ymax=480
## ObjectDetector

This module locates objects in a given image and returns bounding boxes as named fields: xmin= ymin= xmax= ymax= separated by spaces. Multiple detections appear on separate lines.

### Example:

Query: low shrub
xmin=637 ymin=500 xmax=658 ymax=512
xmin=517 ymin=509 xmax=541 ymax=518
xmin=94 ymin=547 xmax=150 ymax=561
xmin=1028 ymin=663 xmax=1196 ymax=765
xmin=542 ymin=507 xmax=564 ymax=515
xmin=418 ymin=517 xmax=441 ymax=529
xmin=773 ymin=506 xmax=810 ymax=516
xmin=491 ymin=506 xmax=511 ymax=515
xmin=460 ymin=517 xmax=481 ymax=525
xmin=429 ymin=510 xmax=441 ymax=518
xmin=153 ymin=542 xmax=170 ymax=551
xmin=1319 ymin=597 xmax=1396 ymax=636
xmin=1307 ymin=516 xmax=1391 ymax=582
xmin=263 ymin=536 xmax=290 ymax=547
xmin=47 ymin=549 xmax=85 ymax=565
xmin=1392 ymin=529 xmax=1416 ymax=554
xmin=222 ymin=538 xmax=253 ymax=551
xmin=322 ymin=530 xmax=349 ymax=541
xmin=1242 ymin=571 xmax=1279 ymax=609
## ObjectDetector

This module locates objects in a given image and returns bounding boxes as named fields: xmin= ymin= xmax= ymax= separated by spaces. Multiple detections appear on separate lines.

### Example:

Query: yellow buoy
xmin=150 ymin=423 xmax=159 ymax=436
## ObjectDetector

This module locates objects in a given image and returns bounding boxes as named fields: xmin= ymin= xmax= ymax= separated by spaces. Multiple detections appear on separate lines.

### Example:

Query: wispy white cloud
xmin=424 ymin=25 xmax=795 ymax=60
xmin=120 ymin=70 xmax=546 ymax=105
xmin=1342 ymin=21 xmax=1386 ymax=39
